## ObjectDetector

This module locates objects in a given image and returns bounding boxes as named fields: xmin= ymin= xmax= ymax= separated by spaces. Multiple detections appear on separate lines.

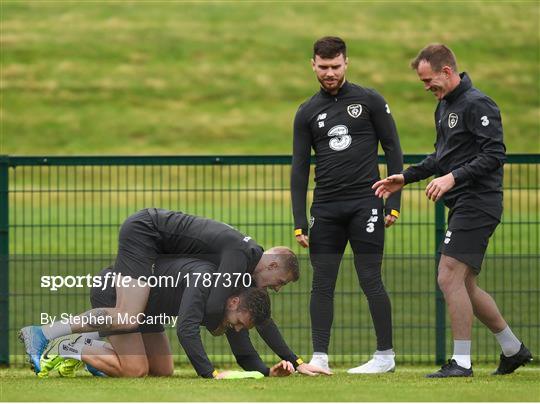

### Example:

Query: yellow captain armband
xmin=296 ymin=358 xmax=304 ymax=366
xmin=294 ymin=229 xmax=303 ymax=236
xmin=390 ymin=210 xmax=400 ymax=218
xmin=212 ymin=370 xmax=219 ymax=378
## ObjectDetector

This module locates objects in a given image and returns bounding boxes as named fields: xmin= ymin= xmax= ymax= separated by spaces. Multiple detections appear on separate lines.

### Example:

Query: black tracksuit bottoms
xmin=309 ymin=198 xmax=393 ymax=353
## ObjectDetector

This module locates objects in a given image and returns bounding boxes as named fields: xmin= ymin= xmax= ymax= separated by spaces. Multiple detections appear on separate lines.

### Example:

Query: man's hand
xmin=372 ymin=174 xmax=405 ymax=199
xmin=269 ymin=360 xmax=295 ymax=377
xmin=384 ymin=214 xmax=398 ymax=228
xmin=295 ymin=234 xmax=309 ymax=248
xmin=425 ymin=173 xmax=455 ymax=202
xmin=296 ymin=363 xmax=333 ymax=376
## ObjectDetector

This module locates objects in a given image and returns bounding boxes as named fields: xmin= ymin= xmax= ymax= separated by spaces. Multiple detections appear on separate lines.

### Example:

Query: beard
xmin=318 ymin=76 xmax=345 ymax=93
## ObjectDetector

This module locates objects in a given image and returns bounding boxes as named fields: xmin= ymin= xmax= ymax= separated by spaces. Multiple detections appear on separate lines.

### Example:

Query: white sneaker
xmin=347 ymin=353 xmax=395 ymax=374
xmin=309 ymin=353 xmax=331 ymax=372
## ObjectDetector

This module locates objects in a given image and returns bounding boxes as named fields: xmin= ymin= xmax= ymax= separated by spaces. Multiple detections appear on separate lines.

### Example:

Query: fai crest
xmin=448 ymin=113 xmax=458 ymax=128
xmin=309 ymin=216 xmax=315 ymax=229
xmin=347 ymin=104 xmax=362 ymax=118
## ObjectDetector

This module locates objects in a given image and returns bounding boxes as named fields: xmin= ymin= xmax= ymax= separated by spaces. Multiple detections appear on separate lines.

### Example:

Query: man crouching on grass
xmin=38 ymin=257 xmax=299 ymax=379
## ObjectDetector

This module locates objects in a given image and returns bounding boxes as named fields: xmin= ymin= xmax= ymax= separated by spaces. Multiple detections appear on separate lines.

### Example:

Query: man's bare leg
xmin=465 ymin=271 xmax=506 ymax=332
xmin=437 ymin=255 xmax=473 ymax=369
xmin=438 ymin=255 xmax=473 ymax=339
xmin=44 ymin=276 xmax=150 ymax=336
xmin=142 ymin=332 xmax=174 ymax=376
xmin=465 ymin=271 xmax=522 ymax=357
xmin=82 ymin=333 xmax=149 ymax=377
xmin=19 ymin=277 xmax=150 ymax=373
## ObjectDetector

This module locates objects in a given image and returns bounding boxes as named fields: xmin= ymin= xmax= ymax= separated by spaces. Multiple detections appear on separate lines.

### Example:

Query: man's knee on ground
xmin=117 ymin=357 xmax=149 ymax=378
xmin=149 ymin=363 xmax=174 ymax=377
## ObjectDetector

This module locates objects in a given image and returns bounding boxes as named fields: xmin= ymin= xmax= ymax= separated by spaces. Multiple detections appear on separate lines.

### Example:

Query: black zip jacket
xmin=402 ymin=73 xmax=506 ymax=218
xmin=146 ymin=208 xmax=264 ymax=318
xmin=291 ymin=81 xmax=403 ymax=234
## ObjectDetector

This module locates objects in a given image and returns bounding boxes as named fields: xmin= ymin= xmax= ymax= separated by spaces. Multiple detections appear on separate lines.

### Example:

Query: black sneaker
xmin=426 ymin=359 xmax=473 ymax=378
xmin=493 ymin=343 xmax=533 ymax=375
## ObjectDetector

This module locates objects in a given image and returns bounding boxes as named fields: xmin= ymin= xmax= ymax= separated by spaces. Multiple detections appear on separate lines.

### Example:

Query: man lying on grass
xmin=37 ymin=257 xmax=329 ymax=378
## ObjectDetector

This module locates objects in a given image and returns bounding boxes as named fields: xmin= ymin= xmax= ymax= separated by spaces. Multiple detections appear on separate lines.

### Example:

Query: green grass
xmin=1 ymin=366 xmax=539 ymax=402
xmin=1 ymin=1 xmax=539 ymax=155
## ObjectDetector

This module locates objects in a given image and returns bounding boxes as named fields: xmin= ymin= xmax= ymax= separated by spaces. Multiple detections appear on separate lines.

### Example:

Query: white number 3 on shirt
xmin=481 ymin=116 xmax=489 ymax=126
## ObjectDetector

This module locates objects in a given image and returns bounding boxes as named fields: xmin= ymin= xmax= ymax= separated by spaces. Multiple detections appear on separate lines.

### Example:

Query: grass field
xmin=1 ymin=1 xmax=539 ymax=155
xmin=1 ymin=366 xmax=539 ymax=402
xmin=1 ymin=3 xmax=539 ymax=400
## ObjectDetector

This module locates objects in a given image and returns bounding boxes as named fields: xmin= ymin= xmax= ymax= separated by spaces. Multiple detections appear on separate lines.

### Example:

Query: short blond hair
xmin=266 ymin=246 xmax=300 ymax=282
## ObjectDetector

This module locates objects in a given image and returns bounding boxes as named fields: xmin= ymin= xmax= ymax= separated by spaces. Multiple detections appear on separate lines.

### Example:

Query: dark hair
xmin=235 ymin=288 xmax=271 ymax=326
xmin=410 ymin=43 xmax=458 ymax=72
xmin=313 ymin=36 xmax=347 ymax=59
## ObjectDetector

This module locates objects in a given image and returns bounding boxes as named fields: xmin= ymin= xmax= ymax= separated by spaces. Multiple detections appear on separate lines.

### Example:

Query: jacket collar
xmin=319 ymin=80 xmax=351 ymax=98
xmin=444 ymin=72 xmax=472 ymax=103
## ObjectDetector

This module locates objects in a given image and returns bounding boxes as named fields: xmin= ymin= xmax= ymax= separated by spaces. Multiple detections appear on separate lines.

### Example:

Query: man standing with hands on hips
xmin=291 ymin=36 xmax=403 ymax=374
xmin=373 ymin=43 xmax=532 ymax=377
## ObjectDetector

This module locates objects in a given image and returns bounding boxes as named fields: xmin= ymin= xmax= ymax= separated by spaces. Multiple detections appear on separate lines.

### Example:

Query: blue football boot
xmin=86 ymin=363 xmax=107 ymax=377
xmin=18 ymin=326 xmax=49 ymax=374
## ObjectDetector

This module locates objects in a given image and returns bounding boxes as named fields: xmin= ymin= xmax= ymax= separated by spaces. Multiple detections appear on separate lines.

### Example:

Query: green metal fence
xmin=1 ymin=155 xmax=538 ymax=367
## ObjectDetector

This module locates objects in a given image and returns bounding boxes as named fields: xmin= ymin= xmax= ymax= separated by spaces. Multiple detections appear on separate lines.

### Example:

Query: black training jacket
xmin=402 ymin=73 xmax=506 ymax=218
xmin=147 ymin=208 xmax=264 ymax=317
xmin=291 ymin=81 xmax=403 ymax=234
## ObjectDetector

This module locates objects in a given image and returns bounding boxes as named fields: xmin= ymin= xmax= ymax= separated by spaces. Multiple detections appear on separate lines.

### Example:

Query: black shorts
xmin=309 ymin=198 xmax=385 ymax=259
xmin=439 ymin=207 xmax=500 ymax=274
xmin=114 ymin=209 xmax=162 ymax=279
xmin=90 ymin=279 xmax=164 ymax=336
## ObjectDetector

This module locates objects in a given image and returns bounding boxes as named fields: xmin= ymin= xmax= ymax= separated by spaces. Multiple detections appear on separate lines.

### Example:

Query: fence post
xmin=435 ymin=200 xmax=446 ymax=365
xmin=0 ymin=156 xmax=9 ymax=366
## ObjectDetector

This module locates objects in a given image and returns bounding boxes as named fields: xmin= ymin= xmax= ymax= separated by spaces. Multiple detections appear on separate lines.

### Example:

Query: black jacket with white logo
xmin=291 ymin=81 xmax=403 ymax=234
xmin=402 ymin=73 xmax=506 ymax=218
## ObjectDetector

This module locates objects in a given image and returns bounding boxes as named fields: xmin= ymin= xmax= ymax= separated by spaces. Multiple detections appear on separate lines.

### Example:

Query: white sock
xmin=80 ymin=334 xmax=113 ymax=350
xmin=42 ymin=322 xmax=72 ymax=340
xmin=451 ymin=340 xmax=471 ymax=369
xmin=81 ymin=332 xmax=100 ymax=340
xmin=82 ymin=337 xmax=105 ymax=348
xmin=375 ymin=349 xmax=395 ymax=361
xmin=59 ymin=338 xmax=84 ymax=361
xmin=311 ymin=352 xmax=328 ymax=362
xmin=494 ymin=326 xmax=521 ymax=356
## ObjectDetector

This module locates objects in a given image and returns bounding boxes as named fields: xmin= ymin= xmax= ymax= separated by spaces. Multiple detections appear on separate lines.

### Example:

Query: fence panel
xmin=2 ymin=155 xmax=538 ymax=367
